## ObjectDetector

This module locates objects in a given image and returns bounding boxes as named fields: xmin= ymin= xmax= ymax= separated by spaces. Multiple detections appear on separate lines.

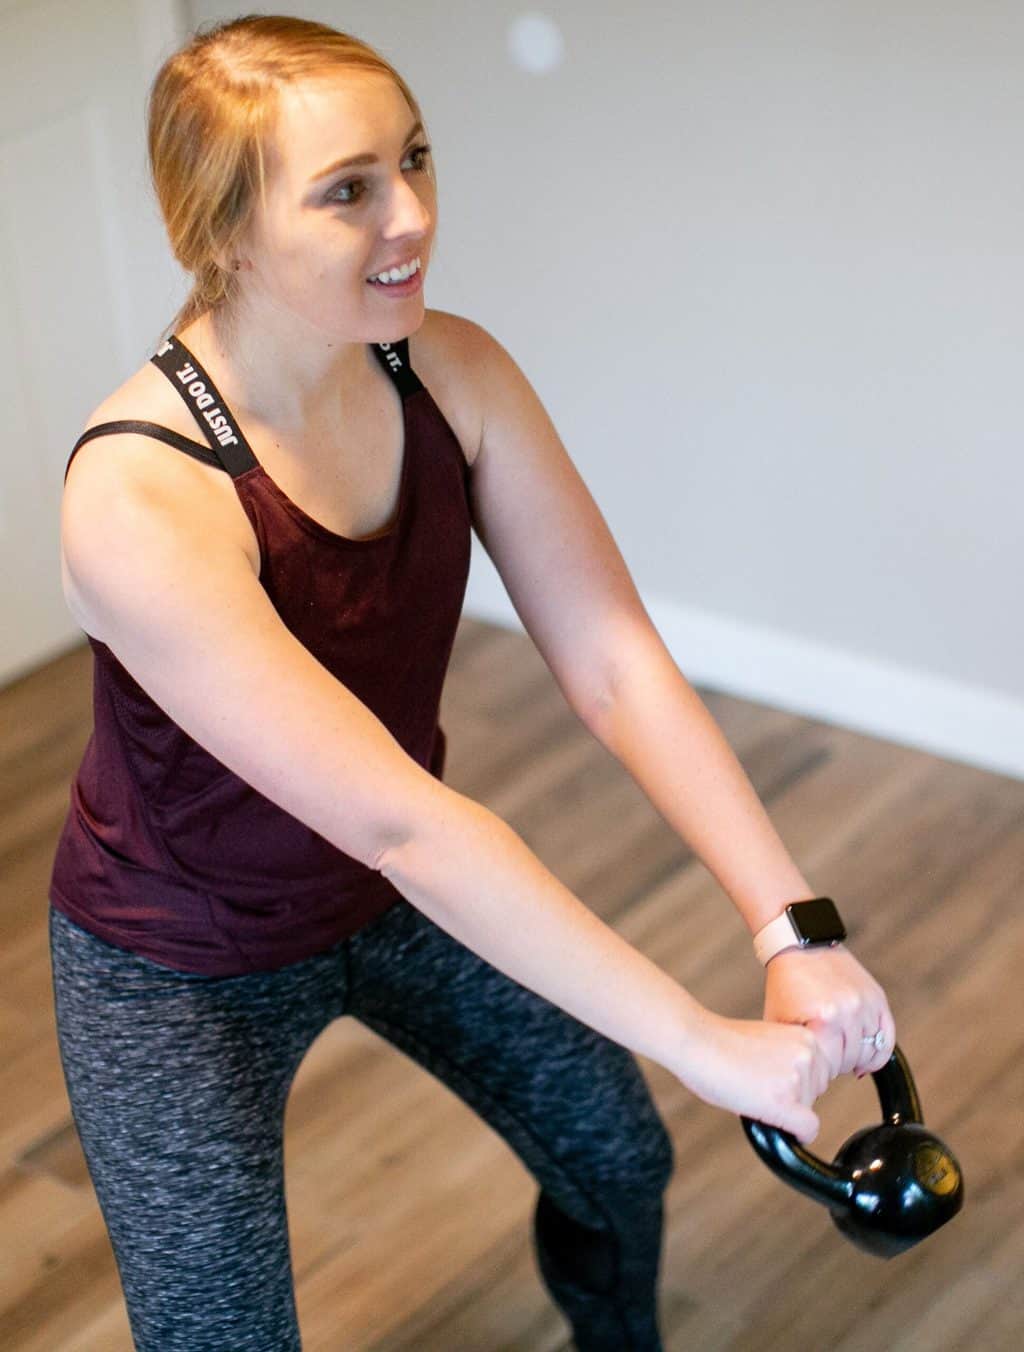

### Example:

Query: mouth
xmin=366 ymin=256 xmax=424 ymax=296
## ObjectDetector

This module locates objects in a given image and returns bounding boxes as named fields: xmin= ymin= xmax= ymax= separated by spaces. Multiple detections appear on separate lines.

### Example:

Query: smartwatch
xmin=753 ymin=897 xmax=847 ymax=966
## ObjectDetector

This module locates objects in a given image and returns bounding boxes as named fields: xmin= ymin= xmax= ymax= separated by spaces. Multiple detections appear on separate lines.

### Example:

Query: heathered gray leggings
xmin=49 ymin=899 xmax=675 ymax=1351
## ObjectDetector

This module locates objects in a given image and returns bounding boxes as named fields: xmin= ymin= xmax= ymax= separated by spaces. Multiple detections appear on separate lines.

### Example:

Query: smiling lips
xmin=367 ymin=255 xmax=422 ymax=284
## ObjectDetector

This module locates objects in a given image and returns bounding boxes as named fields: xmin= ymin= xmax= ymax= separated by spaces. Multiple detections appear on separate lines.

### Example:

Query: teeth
xmin=369 ymin=256 xmax=421 ymax=284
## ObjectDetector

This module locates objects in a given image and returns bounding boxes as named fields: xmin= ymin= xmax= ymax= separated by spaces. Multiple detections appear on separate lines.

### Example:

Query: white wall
xmin=0 ymin=0 xmax=190 ymax=686
xmin=110 ymin=5 xmax=1024 ymax=777
xmin=183 ymin=0 xmax=1023 ymax=779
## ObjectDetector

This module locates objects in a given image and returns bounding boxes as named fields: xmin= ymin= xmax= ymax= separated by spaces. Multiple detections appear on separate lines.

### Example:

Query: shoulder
xmin=411 ymin=308 xmax=508 ymax=469
xmin=414 ymin=306 xmax=491 ymax=360
xmin=68 ymin=355 xmax=240 ymax=509
xmin=62 ymin=362 xmax=255 ymax=621
xmin=67 ymin=360 xmax=234 ymax=520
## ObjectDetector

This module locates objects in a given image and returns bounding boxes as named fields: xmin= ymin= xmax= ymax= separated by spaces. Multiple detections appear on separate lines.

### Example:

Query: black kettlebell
xmin=741 ymin=1043 xmax=963 ymax=1258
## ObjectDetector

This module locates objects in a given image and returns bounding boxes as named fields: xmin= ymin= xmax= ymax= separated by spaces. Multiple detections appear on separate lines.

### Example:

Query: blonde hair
xmin=147 ymin=13 xmax=435 ymax=346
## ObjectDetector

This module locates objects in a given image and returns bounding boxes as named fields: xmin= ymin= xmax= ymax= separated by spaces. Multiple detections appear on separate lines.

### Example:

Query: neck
xmin=178 ymin=305 xmax=382 ymax=439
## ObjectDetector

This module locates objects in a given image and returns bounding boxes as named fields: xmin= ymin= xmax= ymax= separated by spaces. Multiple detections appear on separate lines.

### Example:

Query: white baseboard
xmin=464 ymin=544 xmax=1024 ymax=784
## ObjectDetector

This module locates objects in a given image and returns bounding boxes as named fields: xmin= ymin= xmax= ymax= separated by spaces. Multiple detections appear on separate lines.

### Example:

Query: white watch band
xmin=753 ymin=911 xmax=802 ymax=966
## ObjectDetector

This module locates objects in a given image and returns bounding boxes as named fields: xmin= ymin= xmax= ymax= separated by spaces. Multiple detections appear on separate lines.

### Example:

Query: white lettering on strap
xmin=171 ymin=362 xmax=239 ymax=447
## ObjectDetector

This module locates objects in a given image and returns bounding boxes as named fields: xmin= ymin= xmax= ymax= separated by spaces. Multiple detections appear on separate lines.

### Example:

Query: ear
xmin=210 ymin=239 xmax=252 ymax=274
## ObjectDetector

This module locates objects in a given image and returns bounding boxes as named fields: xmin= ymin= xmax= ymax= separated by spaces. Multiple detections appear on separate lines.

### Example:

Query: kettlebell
xmin=741 ymin=1043 xmax=964 ymax=1258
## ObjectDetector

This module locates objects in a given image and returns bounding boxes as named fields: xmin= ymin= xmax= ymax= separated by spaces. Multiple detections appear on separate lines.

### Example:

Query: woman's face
xmin=236 ymin=71 xmax=436 ymax=339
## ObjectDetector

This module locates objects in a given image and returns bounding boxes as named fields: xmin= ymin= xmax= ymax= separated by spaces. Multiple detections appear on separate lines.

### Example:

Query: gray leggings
xmin=49 ymin=899 xmax=675 ymax=1351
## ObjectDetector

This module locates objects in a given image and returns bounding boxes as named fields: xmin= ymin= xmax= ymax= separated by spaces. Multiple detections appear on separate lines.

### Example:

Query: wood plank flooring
xmin=2 ymin=616 xmax=1021 ymax=1349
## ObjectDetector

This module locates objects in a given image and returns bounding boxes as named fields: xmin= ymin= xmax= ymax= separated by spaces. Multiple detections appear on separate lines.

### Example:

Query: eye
xmin=329 ymin=143 xmax=432 ymax=207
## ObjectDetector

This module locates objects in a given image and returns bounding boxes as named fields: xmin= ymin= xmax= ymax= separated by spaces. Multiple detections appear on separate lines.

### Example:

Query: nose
xmin=386 ymin=175 xmax=433 ymax=241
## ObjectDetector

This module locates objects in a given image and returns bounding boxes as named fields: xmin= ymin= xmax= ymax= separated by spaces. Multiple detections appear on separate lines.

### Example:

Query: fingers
xmin=811 ymin=995 xmax=897 ymax=1078
xmin=787 ymin=1105 xmax=821 ymax=1146
xmin=805 ymin=1018 xmax=843 ymax=1080
xmin=857 ymin=1003 xmax=898 ymax=1076
xmin=762 ymin=1096 xmax=821 ymax=1146
xmin=779 ymin=1032 xmax=817 ymax=1141
xmin=795 ymin=1027 xmax=831 ymax=1101
xmin=766 ymin=1032 xmax=825 ymax=1144
xmin=804 ymin=1007 xmax=854 ymax=1080
xmin=810 ymin=1032 xmax=832 ymax=1099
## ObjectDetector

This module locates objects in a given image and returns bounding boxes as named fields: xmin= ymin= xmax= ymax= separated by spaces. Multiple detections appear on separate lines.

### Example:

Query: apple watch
xmin=753 ymin=897 xmax=847 ymax=966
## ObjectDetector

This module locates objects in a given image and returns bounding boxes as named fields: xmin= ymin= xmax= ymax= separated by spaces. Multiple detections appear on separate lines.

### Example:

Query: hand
xmin=674 ymin=1007 xmax=832 ymax=1144
xmin=762 ymin=944 xmax=896 ymax=1080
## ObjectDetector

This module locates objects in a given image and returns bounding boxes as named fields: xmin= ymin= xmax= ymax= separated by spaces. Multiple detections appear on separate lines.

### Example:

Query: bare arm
xmin=380 ymin=801 xmax=704 ymax=1067
xmin=584 ymin=629 xmax=898 ymax=1081
xmin=61 ymin=435 xmax=829 ymax=1139
xmin=61 ymin=437 xmax=702 ymax=1074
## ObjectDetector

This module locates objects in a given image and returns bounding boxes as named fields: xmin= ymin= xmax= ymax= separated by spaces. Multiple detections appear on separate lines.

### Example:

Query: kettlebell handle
xmin=871 ymin=1043 xmax=923 ymax=1126
xmin=740 ymin=1043 xmax=922 ymax=1209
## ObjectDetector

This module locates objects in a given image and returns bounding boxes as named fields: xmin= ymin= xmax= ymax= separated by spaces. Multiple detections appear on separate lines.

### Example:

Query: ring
xmin=861 ymin=1030 xmax=886 ymax=1050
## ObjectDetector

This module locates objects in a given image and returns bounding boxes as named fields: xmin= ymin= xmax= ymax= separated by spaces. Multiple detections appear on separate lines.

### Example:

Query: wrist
xmin=763 ymin=939 xmax=847 ymax=966
xmin=662 ymin=994 xmax=717 ymax=1080
xmin=741 ymin=879 xmax=818 ymax=938
xmin=753 ymin=897 xmax=847 ymax=966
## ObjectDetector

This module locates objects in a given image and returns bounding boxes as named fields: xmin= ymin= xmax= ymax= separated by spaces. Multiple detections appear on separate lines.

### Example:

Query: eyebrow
xmin=310 ymin=120 xmax=425 ymax=182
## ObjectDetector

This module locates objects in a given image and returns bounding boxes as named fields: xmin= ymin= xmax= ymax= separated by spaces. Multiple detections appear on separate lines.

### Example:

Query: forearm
xmin=587 ymin=630 xmax=815 ymax=936
xmin=378 ymin=789 xmax=706 ymax=1074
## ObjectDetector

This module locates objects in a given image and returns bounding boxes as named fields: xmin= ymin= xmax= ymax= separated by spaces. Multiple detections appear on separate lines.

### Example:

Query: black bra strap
xmin=150 ymin=333 xmax=423 ymax=465
xmin=370 ymin=336 xmax=424 ymax=397
xmin=150 ymin=336 xmax=259 ymax=478
xmin=67 ymin=333 xmax=427 ymax=485
xmin=64 ymin=420 xmax=223 ymax=484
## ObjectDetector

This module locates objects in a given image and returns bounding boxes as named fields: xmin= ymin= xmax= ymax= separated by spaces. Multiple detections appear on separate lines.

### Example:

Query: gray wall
xmin=185 ymin=2 xmax=1024 ymax=778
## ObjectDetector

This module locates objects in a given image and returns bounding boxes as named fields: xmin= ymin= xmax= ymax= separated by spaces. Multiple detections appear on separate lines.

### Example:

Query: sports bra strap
xmin=65 ymin=332 xmax=428 ymax=485
xmin=149 ymin=333 xmax=424 ymax=471
xmin=370 ymin=336 xmax=425 ymax=398
xmin=64 ymin=420 xmax=223 ymax=484
xmin=150 ymin=336 xmax=259 ymax=478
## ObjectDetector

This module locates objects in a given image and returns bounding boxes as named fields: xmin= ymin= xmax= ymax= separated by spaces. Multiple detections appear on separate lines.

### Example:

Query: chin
xmin=373 ymin=306 xmax=428 ymax=343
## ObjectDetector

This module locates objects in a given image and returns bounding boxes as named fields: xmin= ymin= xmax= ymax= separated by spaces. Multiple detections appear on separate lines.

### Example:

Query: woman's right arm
xmin=62 ymin=439 xmax=829 ymax=1142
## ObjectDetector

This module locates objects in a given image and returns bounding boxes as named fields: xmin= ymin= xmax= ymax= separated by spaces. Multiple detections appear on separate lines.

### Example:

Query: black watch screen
xmin=787 ymin=897 xmax=846 ymax=946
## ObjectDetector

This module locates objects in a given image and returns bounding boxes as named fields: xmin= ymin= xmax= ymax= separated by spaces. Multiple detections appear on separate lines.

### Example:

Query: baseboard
xmin=464 ymin=547 xmax=1024 ymax=784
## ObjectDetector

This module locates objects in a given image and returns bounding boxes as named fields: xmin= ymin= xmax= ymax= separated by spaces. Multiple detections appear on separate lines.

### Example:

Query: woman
xmin=50 ymin=14 xmax=895 ymax=1351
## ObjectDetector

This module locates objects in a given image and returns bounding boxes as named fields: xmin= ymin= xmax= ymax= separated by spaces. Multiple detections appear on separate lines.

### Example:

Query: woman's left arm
xmin=585 ymin=626 xmax=896 ymax=1080
xmin=455 ymin=314 xmax=895 ymax=1079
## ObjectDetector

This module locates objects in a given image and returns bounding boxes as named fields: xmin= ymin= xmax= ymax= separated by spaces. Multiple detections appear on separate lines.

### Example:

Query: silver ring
xmin=862 ymin=1030 xmax=886 ymax=1050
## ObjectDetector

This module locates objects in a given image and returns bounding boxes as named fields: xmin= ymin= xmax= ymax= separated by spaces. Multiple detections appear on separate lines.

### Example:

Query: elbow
xmin=373 ymin=782 xmax=491 ymax=889
xmin=371 ymin=826 xmax=407 ymax=875
xmin=577 ymin=618 xmax=668 ymax=726
xmin=369 ymin=777 xmax=468 ymax=875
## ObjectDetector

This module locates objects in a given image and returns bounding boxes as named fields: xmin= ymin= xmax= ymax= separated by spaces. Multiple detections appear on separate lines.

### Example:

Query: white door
xmin=0 ymin=0 xmax=188 ymax=685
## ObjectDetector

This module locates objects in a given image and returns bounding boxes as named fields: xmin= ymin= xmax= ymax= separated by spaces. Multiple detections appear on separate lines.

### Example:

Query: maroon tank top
xmin=49 ymin=333 xmax=472 ymax=975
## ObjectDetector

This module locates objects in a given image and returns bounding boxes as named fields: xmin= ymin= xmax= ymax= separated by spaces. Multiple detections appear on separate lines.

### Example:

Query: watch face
xmin=788 ymin=897 xmax=846 ymax=944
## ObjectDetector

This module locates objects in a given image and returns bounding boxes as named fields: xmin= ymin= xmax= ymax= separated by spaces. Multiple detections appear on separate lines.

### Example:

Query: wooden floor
xmin=2 ymin=616 xmax=1022 ymax=1350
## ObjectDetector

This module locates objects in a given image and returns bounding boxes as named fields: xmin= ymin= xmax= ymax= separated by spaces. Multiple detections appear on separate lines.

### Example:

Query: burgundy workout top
xmin=49 ymin=332 xmax=472 ymax=975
